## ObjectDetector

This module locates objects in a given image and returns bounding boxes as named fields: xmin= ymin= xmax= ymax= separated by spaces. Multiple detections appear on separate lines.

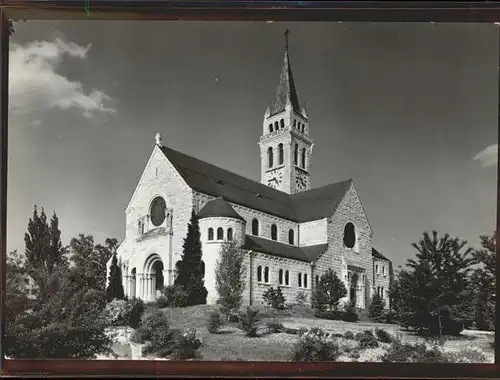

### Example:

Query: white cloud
xmin=9 ymin=38 xmax=116 ymax=118
xmin=473 ymin=144 xmax=498 ymax=168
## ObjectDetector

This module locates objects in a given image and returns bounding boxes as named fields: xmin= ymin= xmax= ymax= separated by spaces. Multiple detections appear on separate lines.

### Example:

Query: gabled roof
xmin=159 ymin=145 xmax=352 ymax=223
xmin=372 ymin=248 xmax=390 ymax=262
xmin=197 ymin=197 xmax=245 ymax=222
xmin=270 ymin=50 xmax=301 ymax=116
xmin=244 ymin=235 xmax=328 ymax=263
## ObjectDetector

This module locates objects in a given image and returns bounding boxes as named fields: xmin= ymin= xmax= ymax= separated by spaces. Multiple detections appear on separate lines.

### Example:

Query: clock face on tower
xmin=266 ymin=168 xmax=284 ymax=189
xmin=295 ymin=172 xmax=309 ymax=191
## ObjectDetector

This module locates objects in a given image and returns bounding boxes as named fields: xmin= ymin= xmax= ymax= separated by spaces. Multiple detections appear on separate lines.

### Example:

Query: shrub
xmin=343 ymin=331 xmax=355 ymax=340
xmin=448 ymin=346 xmax=489 ymax=363
xmin=295 ymin=291 xmax=308 ymax=307
xmin=103 ymin=298 xmax=133 ymax=326
xmin=374 ymin=328 xmax=393 ymax=343
xmin=131 ymin=309 xmax=177 ymax=358
xmin=207 ymin=311 xmax=224 ymax=334
xmin=170 ymin=328 xmax=203 ymax=360
xmin=368 ymin=294 xmax=386 ymax=322
xmin=313 ymin=269 xmax=347 ymax=313
xmin=238 ymin=307 xmax=260 ymax=337
xmin=290 ymin=327 xmax=341 ymax=362
xmin=315 ymin=309 xmax=343 ymax=320
xmin=156 ymin=296 xmax=169 ymax=309
xmin=126 ymin=297 xmax=144 ymax=329
xmin=379 ymin=339 xmax=450 ymax=363
xmin=357 ymin=330 xmax=379 ymax=350
xmin=266 ymin=318 xmax=284 ymax=333
xmin=263 ymin=287 xmax=286 ymax=310
xmin=342 ymin=303 xmax=359 ymax=322
xmin=162 ymin=285 xmax=189 ymax=308
xmin=354 ymin=332 xmax=365 ymax=341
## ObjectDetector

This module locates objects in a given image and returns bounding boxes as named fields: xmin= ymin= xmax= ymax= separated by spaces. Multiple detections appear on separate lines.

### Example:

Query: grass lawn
xmin=108 ymin=304 xmax=494 ymax=362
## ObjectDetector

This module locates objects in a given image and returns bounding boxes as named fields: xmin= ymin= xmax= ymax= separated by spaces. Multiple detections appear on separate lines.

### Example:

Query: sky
xmin=7 ymin=21 xmax=498 ymax=270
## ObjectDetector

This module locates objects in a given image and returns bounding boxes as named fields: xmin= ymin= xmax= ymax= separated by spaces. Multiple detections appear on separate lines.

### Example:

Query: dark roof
xmin=372 ymin=248 xmax=390 ymax=262
xmin=160 ymin=145 xmax=352 ymax=223
xmin=270 ymin=50 xmax=301 ymax=115
xmin=244 ymin=235 xmax=328 ymax=263
xmin=197 ymin=197 xmax=245 ymax=222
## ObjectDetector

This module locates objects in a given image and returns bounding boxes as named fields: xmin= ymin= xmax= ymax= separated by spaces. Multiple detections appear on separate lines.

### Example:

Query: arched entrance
xmin=143 ymin=254 xmax=164 ymax=302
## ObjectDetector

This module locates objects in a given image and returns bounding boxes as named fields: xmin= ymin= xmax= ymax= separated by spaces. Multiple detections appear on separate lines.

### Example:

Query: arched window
xmin=298 ymin=122 xmax=301 ymax=130
xmin=293 ymin=120 xmax=297 ymax=128
xmin=278 ymin=143 xmax=284 ymax=165
xmin=280 ymin=119 xmax=285 ymax=129
xmin=271 ymin=224 xmax=278 ymax=241
xmin=227 ymin=228 xmax=233 ymax=241
xmin=267 ymin=147 xmax=273 ymax=168
xmin=294 ymin=143 xmax=298 ymax=165
xmin=301 ymin=147 xmax=306 ymax=168
xmin=208 ymin=228 xmax=214 ymax=241
xmin=264 ymin=267 xmax=269 ymax=283
xmin=301 ymin=125 xmax=305 ymax=133
xmin=285 ymin=270 xmax=289 ymax=285
xmin=217 ymin=227 xmax=224 ymax=240
xmin=288 ymin=229 xmax=294 ymax=245
xmin=315 ymin=275 xmax=319 ymax=286
xmin=257 ymin=265 xmax=262 ymax=282
xmin=252 ymin=219 xmax=259 ymax=236
xmin=298 ymin=273 xmax=302 ymax=288
xmin=150 ymin=196 xmax=167 ymax=227
xmin=268 ymin=124 xmax=273 ymax=133
xmin=279 ymin=269 xmax=283 ymax=285
xmin=274 ymin=121 xmax=279 ymax=131
xmin=343 ymin=222 xmax=356 ymax=249
xmin=375 ymin=264 xmax=379 ymax=274
xmin=138 ymin=221 xmax=142 ymax=235
xmin=304 ymin=274 xmax=308 ymax=288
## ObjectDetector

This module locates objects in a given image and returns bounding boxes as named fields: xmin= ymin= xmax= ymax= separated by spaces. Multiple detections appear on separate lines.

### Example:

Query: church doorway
xmin=143 ymin=254 xmax=164 ymax=302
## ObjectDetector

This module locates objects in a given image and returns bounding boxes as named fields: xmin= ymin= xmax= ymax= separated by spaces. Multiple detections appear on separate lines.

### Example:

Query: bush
xmin=126 ymin=298 xmax=144 ymax=329
xmin=238 ymin=307 xmax=260 ymax=337
xmin=354 ymin=332 xmax=364 ymax=341
xmin=170 ymin=328 xmax=203 ymax=360
xmin=368 ymin=294 xmax=386 ymax=322
xmin=290 ymin=327 xmax=341 ymax=362
xmin=313 ymin=269 xmax=347 ymax=313
xmin=374 ymin=328 xmax=393 ymax=343
xmin=131 ymin=309 xmax=177 ymax=358
xmin=342 ymin=303 xmax=359 ymax=322
xmin=207 ymin=311 xmax=224 ymax=334
xmin=102 ymin=298 xmax=133 ymax=326
xmin=357 ymin=330 xmax=379 ymax=350
xmin=315 ymin=309 xmax=343 ymax=320
xmin=447 ymin=347 xmax=489 ymax=363
xmin=266 ymin=318 xmax=284 ymax=333
xmin=162 ymin=285 xmax=189 ymax=308
xmin=295 ymin=291 xmax=308 ymax=307
xmin=379 ymin=339 xmax=450 ymax=363
xmin=263 ymin=287 xmax=286 ymax=310
xmin=343 ymin=331 xmax=355 ymax=340
xmin=156 ymin=296 xmax=169 ymax=309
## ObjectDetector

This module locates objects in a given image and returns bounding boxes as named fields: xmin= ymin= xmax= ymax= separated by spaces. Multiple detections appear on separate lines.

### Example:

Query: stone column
xmin=152 ymin=275 xmax=157 ymax=299
xmin=162 ymin=270 xmax=169 ymax=288
xmin=147 ymin=274 xmax=152 ymax=302
xmin=139 ymin=274 xmax=144 ymax=300
xmin=124 ymin=275 xmax=129 ymax=297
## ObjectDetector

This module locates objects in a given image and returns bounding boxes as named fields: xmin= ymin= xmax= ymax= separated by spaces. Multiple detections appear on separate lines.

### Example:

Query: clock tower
xmin=259 ymin=30 xmax=314 ymax=194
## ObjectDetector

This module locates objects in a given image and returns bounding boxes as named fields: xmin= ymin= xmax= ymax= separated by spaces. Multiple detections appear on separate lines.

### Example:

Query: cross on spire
xmin=284 ymin=29 xmax=290 ymax=50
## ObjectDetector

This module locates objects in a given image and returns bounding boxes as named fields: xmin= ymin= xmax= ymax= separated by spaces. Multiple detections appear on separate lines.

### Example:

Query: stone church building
xmin=111 ymin=35 xmax=392 ymax=309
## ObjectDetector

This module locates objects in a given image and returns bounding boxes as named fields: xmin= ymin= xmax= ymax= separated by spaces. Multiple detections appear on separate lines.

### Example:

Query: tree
xmin=313 ymin=269 xmax=347 ymax=312
xmin=106 ymin=252 xmax=125 ymax=300
xmin=215 ymin=239 xmax=246 ymax=314
xmin=393 ymin=231 xmax=475 ymax=336
xmin=174 ymin=210 xmax=207 ymax=306
xmin=471 ymin=233 xmax=496 ymax=331
xmin=368 ymin=293 xmax=386 ymax=322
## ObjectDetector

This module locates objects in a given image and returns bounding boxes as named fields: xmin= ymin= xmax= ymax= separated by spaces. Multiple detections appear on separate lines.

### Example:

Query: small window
xmin=298 ymin=273 xmax=302 ymax=288
xmin=217 ymin=227 xmax=224 ymax=240
xmin=264 ymin=267 xmax=269 ymax=283
xmin=315 ymin=275 xmax=319 ymax=286
xmin=252 ymin=219 xmax=259 ymax=236
xmin=257 ymin=266 xmax=262 ymax=282
xmin=208 ymin=228 xmax=214 ymax=241
xmin=274 ymin=121 xmax=279 ymax=131
xmin=381 ymin=287 xmax=384 ymax=298
xmin=293 ymin=120 xmax=297 ymax=128
xmin=227 ymin=228 xmax=233 ymax=241
xmin=280 ymin=119 xmax=285 ymax=129
xmin=304 ymin=274 xmax=308 ymax=288
xmin=301 ymin=147 xmax=306 ymax=168
xmin=267 ymin=147 xmax=274 ymax=168
xmin=288 ymin=229 xmax=294 ymax=244
xmin=294 ymin=144 xmax=298 ymax=165
xmin=285 ymin=270 xmax=289 ymax=285
xmin=278 ymin=143 xmax=284 ymax=165
xmin=382 ymin=265 xmax=386 ymax=276
xmin=268 ymin=124 xmax=273 ymax=133
xmin=271 ymin=224 xmax=278 ymax=241
xmin=138 ymin=221 xmax=142 ymax=235
xmin=376 ymin=264 xmax=379 ymax=274
xmin=343 ymin=223 xmax=356 ymax=249
xmin=301 ymin=125 xmax=305 ymax=133
xmin=279 ymin=269 xmax=284 ymax=285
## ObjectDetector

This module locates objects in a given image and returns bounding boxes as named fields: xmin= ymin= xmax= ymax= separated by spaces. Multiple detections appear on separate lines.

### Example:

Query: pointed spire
xmin=269 ymin=29 xmax=301 ymax=116
xmin=155 ymin=132 xmax=163 ymax=147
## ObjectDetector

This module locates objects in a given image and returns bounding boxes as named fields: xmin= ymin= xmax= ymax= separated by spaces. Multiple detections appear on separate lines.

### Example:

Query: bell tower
xmin=258 ymin=30 xmax=314 ymax=194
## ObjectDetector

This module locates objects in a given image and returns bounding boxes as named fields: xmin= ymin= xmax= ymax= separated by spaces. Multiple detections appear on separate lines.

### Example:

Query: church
xmin=111 ymin=32 xmax=392 ymax=309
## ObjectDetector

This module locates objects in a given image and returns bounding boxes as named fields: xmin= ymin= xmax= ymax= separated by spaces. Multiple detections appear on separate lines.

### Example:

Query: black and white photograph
xmin=5 ymin=20 xmax=497 ymax=363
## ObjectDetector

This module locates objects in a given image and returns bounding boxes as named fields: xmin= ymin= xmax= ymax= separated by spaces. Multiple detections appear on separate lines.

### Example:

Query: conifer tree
xmin=174 ymin=209 xmax=207 ymax=305
xmin=215 ymin=240 xmax=246 ymax=314
xmin=313 ymin=269 xmax=347 ymax=312
xmin=106 ymin=253 xmax=124 ymax=300
xmin=368 ymin=293 xmax=386 ymax=322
